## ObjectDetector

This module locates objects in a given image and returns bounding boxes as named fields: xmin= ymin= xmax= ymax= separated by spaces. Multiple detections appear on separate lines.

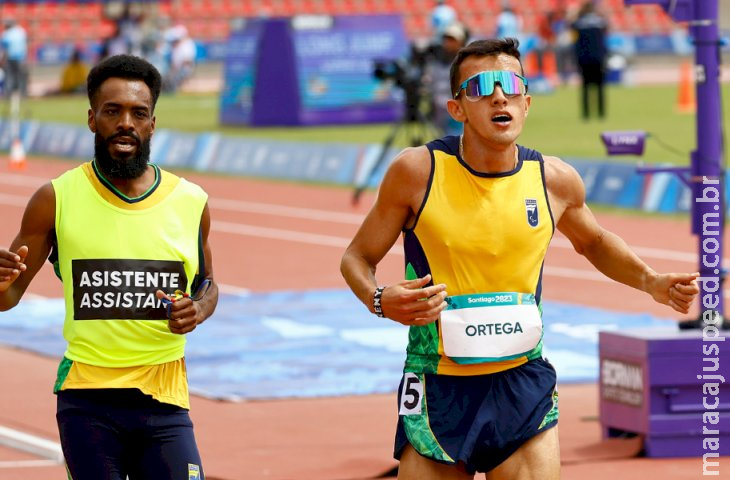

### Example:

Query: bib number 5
xmin=399 ymin=373 xmax=423 ymax=415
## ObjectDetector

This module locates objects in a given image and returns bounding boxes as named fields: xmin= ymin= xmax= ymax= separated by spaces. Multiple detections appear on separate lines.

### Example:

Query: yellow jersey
xmin=403 ymin=136 xmax=554 ymax=376
xmin=51 ymin=161 xmax=208 ymax=408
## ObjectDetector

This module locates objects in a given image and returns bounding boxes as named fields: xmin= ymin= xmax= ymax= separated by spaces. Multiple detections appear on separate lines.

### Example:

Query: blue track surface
xmin=0 ymin=290 xmax=674 ymax=400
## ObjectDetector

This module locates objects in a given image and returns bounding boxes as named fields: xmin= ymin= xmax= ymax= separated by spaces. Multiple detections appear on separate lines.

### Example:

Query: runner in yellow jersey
xmin=0 ymin=54 xmax=218 ymax=480
xmin=340 ymin=38 xmax=699 ymax=479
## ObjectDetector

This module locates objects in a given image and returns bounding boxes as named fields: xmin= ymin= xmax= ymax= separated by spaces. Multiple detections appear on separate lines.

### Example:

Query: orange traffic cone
xmin=676 ymin=60 xmax=695 ymax=114
xmin=8 ymin=138 xmax=26 ymax=171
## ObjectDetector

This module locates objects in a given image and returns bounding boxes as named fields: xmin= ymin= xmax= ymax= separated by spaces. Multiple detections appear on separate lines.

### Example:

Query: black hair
xmin=87 ymin=54 xmax=162 ymax=111
xmin=449 ymin=37 xmax=524 ymax=98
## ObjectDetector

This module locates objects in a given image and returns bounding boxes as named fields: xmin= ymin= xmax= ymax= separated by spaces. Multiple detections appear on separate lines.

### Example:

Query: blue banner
xmin=292 ymin=15 xmax=408 ymax=123
xmin=220 ymin=15 xmax=409 ymax=127
xmin=219 ymin=21 xmax=264 ymax=126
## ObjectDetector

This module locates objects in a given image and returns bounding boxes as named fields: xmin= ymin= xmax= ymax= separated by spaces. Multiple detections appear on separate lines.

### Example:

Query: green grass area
xmin=6 ymin=82 xmax=730 ymax=165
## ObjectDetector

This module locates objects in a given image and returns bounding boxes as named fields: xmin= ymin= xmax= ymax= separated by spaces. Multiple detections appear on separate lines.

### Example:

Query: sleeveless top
xmin=403 ymin=136 xmax=554 ymax=376
xmin=51 ymin=161 xmax=208 ymax=408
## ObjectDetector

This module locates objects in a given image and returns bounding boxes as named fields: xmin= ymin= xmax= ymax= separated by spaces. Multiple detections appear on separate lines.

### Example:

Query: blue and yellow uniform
xmin=394 ymin=136 xmax=559 ymax=473
xmin=51 ymin=161 xmax=207 ymax=480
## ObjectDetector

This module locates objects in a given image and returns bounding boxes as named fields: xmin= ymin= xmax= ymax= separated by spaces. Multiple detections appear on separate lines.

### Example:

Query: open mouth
xmin=491 ymin=113 xmax=512 ymax=125
xmin=110 ymin=136 xmax=138 ymax=152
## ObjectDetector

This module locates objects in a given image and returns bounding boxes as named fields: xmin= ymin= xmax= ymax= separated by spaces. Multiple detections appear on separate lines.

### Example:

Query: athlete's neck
xmin=459 ymin=135 xmax=518 ymax=173
xmin=93 ymin=161 xmax=158 ymax=200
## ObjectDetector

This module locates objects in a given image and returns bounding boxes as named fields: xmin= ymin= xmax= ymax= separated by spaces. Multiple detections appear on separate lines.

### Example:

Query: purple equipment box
xmin=599 ymin=328 xmax=729 ymax=457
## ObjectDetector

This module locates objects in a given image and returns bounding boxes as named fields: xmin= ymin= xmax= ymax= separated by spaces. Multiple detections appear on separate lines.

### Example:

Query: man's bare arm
xmin=340 ymin=146 xmax=448 ymax=324
xmin=0 ymin=183 xmax=56 ymax=310
xmin=158 ymin=202 xmax=218 ymax=335
xmin=546 ymin=157 xmax=698 ymax=314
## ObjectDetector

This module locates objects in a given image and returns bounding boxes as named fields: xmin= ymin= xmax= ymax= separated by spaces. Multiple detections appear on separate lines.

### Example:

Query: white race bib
xmin=440 ymin=292 xmax=543 ymax=363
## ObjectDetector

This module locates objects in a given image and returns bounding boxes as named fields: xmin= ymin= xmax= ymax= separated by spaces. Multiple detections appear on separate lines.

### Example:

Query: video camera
xmin=374 ymin=41 xmax=441 ymax=86
xmin=372 ymin=41 xmax=441 ymax=118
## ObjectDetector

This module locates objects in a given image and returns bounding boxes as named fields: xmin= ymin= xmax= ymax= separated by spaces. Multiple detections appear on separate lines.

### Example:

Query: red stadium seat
xmin=366 ymin=0 xmax=392 ymax=14
xmin=98 ymin=20 xmax=118 ymax=40
xmin=30 ymin=19 xmax=55 ymax=44
xmin=0 ymin=3 xmax=21 ymax=22
xmin=609 ymin=9 xmax=628 ymax=32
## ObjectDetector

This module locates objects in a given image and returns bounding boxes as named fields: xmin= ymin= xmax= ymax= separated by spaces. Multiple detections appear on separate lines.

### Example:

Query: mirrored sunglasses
xmin=455 ymin=70 xmax=528 ymax=100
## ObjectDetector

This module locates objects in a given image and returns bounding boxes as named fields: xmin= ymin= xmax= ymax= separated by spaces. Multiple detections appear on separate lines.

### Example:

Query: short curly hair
xmin=87 ymin=54 xmax=162 ymax=111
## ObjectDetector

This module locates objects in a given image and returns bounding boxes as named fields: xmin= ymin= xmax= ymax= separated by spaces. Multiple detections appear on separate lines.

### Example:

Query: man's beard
xmin=94 ymin=131 xmax=152 ymax=180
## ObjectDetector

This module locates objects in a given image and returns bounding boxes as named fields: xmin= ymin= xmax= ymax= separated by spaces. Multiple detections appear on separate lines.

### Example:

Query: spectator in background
xmin=534 ymin=11 xmax=556 ymax=80
xmin=57 ymin=48 xmax=89 ymax=95
xmin=430 ymin=0 xmax=458 ymax=42
xmin=552 ymin=6 xmax=575 ymax=85
xmin=164 ymin=25 xmax=197 ymax=93
xmin=100 ymin=24 xmax=131 ymax=60
xmin=141 ymin=15 xmax=172 ymax=80
xmin=110 ymin=3 xmax=144 ymax=57
xmin=0 ymin=18 xmax=29 ymax=97
xmin=572 ymin=1 xmax=608 ymax=119
xmin=425 ymin=22 xmax=469 ymax=136
xmin=495 ymin=3 xmax=523 ymax=41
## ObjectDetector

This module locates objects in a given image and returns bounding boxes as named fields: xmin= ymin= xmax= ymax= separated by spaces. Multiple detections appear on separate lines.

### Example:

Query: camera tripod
xmin=352 ymin=95 xmax=443 ymax=205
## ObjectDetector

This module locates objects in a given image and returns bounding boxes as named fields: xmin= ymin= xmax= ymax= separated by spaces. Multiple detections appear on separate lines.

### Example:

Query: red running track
xmin=0 ymin=156 xmax=724 ymax=479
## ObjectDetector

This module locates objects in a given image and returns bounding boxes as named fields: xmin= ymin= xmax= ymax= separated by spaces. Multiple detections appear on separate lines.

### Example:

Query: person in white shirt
xmin=0 ymin=18 xmax=28 ymax=97
xmin=164 ymin=25 xmax=197 ymax=93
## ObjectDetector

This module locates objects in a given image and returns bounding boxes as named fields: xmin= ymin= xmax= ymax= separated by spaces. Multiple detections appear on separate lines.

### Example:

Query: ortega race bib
xmin=440 ymin=292 xmax=543 ymax=363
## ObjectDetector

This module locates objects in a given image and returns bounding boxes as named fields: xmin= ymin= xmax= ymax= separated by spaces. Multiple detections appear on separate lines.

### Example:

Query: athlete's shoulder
xmin=542 ymin=155 xmax=585 ymax=203
xmin=427 ymin=135 xmax=460 ymax=158
xmin=390 ymin=144 xmax=432 ymax=176
xmin=169 ymin=173 xmax=208 ymax=202
xmin=542 ymin=154 xmax=578 ymax=179
xmin=50 ymin=163 xmax=93 ymax=198
xmin=52 ymin=161 xmax=89 ymax=182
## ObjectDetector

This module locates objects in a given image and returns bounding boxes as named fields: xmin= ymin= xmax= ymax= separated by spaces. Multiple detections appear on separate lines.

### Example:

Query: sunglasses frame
xmin=454 ymin=70 xmax=529 ymax=100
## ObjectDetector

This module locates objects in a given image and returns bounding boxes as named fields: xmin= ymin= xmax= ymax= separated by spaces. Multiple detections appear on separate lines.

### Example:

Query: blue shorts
xmin=56 ymin=389 xmax=204 ymax=480
xmin=394 ymin=358 xmax=558 ymax=474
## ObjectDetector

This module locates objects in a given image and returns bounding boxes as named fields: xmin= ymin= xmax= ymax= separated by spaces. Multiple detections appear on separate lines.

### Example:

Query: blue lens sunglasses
xmin=454 ymin=70 xmax=529 ymax=100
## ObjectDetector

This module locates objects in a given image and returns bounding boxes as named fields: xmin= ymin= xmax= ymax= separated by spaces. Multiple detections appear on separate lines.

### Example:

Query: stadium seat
xmin=76 ymin=19 xmax=97 ymax=41
xmin=0 ymin=4 xmax=20 ymax=21
xmin=59 ymin=3 xmax=82 ymax=22
xmin=465 ymin=0 xmax=497 ymax=16
xmin=55 ymin=19 xmax=79 ymax=43
xmin=30 ymin=20 xmax=55 ymax=44
xmin=98 ymin=20 xmax=118 ymax=41
xmin=609 ymin=9 xmax=628 ymax=32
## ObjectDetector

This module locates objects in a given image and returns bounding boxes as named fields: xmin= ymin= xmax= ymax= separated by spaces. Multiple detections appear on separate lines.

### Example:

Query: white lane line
xmin=212 ymin=221 xmax=708 ymax=267
xmin=0 ymin=191 xmax=713 ymax=265
xmin=0 ymin=193 xmax=31 ymax=207
xmin=0 ymin=173 xmax=47 ymax=188
xmin=213 ymin=221 xmax=354 ymax=248
xmin=550 ymin=236 xmax=697 ymax=263
xmin=0 ymin=459 xmax=62 ymax=468
xmin=0 ymin=426 xmax=64 ymax=463
xmin=211 ymin=198 xmax=365 ymax=224
xmin=0 ymin=177 xmax=365 ymax=224
xmin=218 ymin=283 xmax=251 ymax=295
xmin=544 ymin=266 xmax=607 ymax=281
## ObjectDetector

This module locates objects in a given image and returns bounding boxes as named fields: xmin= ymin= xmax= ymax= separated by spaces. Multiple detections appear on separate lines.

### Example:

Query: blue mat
xmin=0 ymin=290 xmax=674 ymax=401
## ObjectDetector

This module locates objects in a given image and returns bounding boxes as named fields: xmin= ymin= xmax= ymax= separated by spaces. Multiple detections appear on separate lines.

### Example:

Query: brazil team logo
xmin=188 ymin=463 xmax=201 ymax=479
xmin=525 ymin=198 xmax=539 ymax=227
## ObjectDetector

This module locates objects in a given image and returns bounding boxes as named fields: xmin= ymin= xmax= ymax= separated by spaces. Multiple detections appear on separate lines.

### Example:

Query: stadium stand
xmin=0 ymin=0 xmax=676 ymax=64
